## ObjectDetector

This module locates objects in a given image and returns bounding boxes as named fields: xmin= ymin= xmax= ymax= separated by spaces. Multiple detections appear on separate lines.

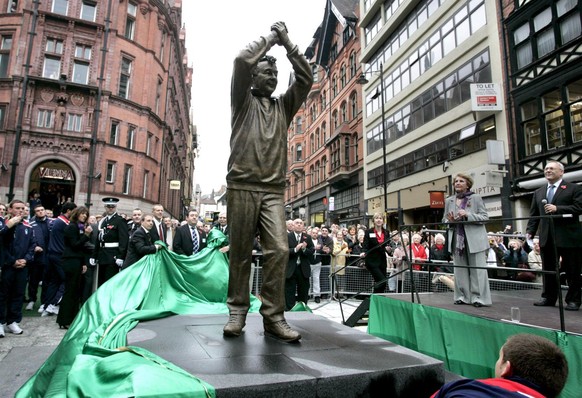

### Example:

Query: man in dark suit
xmin=122 ymin=214 xmax=160 ymax=269
xmin=174 ymin=210 xmax=207 ymax=256
xmin=127 ymin=208 xmax=142 ymax=237
xmin=214 ymin=211 xmax=229 ymax=254
xmin=150 ymin=204 xmax=166 ymax=244
xmin=526 ymin=160 xmax=582 ymax=311
xmin=285 ymin=218 xmax=314 ymax=310
xmin=92 ymin=197 xmax=129 ymax=286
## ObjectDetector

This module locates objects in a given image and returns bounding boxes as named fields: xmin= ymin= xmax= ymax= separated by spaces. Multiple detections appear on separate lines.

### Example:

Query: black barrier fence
xmin=250 ymin=212 xmax=576 ymax=331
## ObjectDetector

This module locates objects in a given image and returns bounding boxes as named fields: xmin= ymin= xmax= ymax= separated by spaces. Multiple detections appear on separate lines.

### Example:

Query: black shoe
xmin=533 ymin=299 xmax=556 ymax=307
xmin=454 ymin=300 xmax=466 ymax=305
xmin=314 ymin=296 xmax=320 ymax=303
xmin=473 ymin=302 xmax=483 ymax=308
xmin=565 ymin=303 xmax=580 ymax=311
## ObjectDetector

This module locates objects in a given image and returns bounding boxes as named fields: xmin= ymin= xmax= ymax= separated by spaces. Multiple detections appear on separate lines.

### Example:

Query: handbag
xmin=516 ymin=263 xmax=535 ymax=282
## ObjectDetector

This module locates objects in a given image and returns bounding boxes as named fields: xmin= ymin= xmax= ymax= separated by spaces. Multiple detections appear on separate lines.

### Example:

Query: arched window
xmin=350 ymin=92 xmax=358 ymax=120
xmin=349 ymin=52 xmax=356 ymax=79
xmin=340 ymin=64 xmax=346 ymax=88
xmin=332 ymin=76 xmax=337 ymax=98
xmin=315 ymin=128 xmax=320 ymax=148
xmin=332 ymin=110 xmax=338 ymax=129
xmin=310 ymin=133 xmax=315 ymax=154
xmin=341 ymin=101 xmax=347 ymax=123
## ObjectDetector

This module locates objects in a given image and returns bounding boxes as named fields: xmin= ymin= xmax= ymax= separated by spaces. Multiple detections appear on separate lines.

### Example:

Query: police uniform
xmin=93 ymin=198 xmax=128 ymax=286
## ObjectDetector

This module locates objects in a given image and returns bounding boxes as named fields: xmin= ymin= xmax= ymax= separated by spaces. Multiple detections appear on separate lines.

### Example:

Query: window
xmin=7 ymin=0 xmax=17 ymax=12
xmin=296 ymin=144 xmax=302 ymax=162
xmin=0 ymin=35 xmax=12 ymax=78
xmin=106 ymin=161 xmax=115 ymax=183
xmin=123 ymin=165 xmax=132 ymax=194
xmin=37 ymin=109 xmax=54 ymax=128
xmin=125 ymin=2 xmax=137 ymax=40
xmin=0 ymin=104 xmax=6 ymax=130
xmin=366 ymin=49 xmax=491 ymax=154
xmin=66 ymin=114 xmax=82 ymax=132
xmin=160 ymin=30 xmax=166 ymax=61
xmin=568 ymin=79 xmax=582 ymax=143
xmin=118 ymin=57 xmax=132 ymax=99
xmin=349 ymin=52 xmax=356 ymax=79
xmin=512 ymin=2 xmax=581 ymax=70
xmin=146 ymin=132 xmax=152 ymax=156
xmin=52 ymin=0 xmax=68 ymax=15
xmin=110 ymin=121 xmax=119 ymax=144
xmin=296 ymin=117 xmax=303 ymax=134
xmin=155 ymin=78 xmax=162 ymax=115
xmin=127 ymin=125 xmax=136 ymax=149
xmin=43 ymin=38 xmax=63 ymax=79
xmin=143 ymin=170 xmax=149 ymax=197
xmin=72 ymin=44 xmax=91 ymax=84
xmin=43 ymin=57 xmax=61 ymax=79
xmin=80 ymin=1 xmax=96 ymax=21
xmin=340 ymin=65 xmax=346 ymax=88
xmin=350 ymin=92 xmax=358 ymax=120
xmin=341 ymin=102 xmax=347 ymax=122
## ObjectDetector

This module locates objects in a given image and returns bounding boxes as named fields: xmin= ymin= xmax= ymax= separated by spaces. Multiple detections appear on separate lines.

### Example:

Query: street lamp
xmin=357 ymin=63 xmax=389 ymax=223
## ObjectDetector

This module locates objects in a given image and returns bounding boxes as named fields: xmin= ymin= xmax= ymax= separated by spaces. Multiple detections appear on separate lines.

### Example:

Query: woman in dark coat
xmin=56 ymin=206 xmax=92 ymax=328
xmin=361 ymin=212 xmax=390 ymax=293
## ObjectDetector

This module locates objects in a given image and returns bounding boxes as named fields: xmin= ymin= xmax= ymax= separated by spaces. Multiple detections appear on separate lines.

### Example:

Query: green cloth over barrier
xmin=16 ymin=230 xmax=264 ymax=398
xmin=367 ymin=294 xmax=580 ymax=398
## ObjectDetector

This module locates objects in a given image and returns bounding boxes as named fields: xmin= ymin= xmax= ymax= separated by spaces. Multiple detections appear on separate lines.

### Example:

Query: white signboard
xmin=169 ymin=180 xmax=181 ymax=190
xmin=470 ymin=83 xmax=503 ymax=111
xmin=329 ymin=196 xmax=335 ymax=211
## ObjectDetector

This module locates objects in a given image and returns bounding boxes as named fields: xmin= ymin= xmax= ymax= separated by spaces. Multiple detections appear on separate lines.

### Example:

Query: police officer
xmin=91 ymin=197 xmax=128 ymax=286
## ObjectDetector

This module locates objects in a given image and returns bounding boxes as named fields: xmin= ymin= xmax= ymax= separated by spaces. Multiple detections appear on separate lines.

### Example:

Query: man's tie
xmin=158 ymin=223 xmax=164 ymax=242
xmin=191 ymin=227 xmax=199 ymax=254
xmin=547 ymin=184 xmax=555 ymax=203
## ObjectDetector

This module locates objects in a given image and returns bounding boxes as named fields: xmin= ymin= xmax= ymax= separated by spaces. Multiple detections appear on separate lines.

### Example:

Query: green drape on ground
xmin=16 ymin=230 xmax=263 ymax=398
xmin=367 ymin=294 xmax=580 ymax=398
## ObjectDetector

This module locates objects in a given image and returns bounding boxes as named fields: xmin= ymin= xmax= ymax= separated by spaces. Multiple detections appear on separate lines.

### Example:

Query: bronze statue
xmin=223 ymin=21 xmax=313 ymax=342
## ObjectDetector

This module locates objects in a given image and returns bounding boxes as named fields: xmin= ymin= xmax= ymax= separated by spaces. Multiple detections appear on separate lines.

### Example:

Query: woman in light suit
xmin=443 ymin=173 xmax=491 ymax=307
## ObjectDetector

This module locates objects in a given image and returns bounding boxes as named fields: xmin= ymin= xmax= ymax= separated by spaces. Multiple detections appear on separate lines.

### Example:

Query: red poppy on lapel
xmin=561 ymin=185 xmax=567 ymax=189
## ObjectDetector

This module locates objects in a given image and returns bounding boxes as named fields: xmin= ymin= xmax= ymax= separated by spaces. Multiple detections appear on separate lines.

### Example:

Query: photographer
xmin=503 ymin=239 xmax=533 ymax=282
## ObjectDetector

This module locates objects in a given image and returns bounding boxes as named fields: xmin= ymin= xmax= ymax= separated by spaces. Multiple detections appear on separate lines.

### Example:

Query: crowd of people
xmin=0 ymin=178 xmax=573 ymax=337
xmin=0 ymin=196 xmax=224 ymax=337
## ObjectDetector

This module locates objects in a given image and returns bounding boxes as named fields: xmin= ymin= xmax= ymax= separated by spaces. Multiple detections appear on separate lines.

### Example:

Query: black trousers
xmin=285 ymin=265 xmax=309 ymax=310
xmin=541 ymin=246 xmax=582 ymax=304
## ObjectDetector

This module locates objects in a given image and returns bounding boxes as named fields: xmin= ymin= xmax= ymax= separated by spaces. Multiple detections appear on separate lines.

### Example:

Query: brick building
xmin=0 ymin=0 xmax=195 ymax=218
xmin=285 ymin=0 xmax=365 ymax=227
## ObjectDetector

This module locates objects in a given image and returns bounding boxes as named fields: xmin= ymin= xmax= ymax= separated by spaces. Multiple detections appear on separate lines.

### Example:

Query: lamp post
xmin=357 ymin=63 xmax=389 ymax=223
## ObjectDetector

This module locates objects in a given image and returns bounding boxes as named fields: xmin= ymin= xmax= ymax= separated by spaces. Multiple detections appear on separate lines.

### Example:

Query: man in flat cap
xmin=91 ymin=197 xmax=128 ymax=286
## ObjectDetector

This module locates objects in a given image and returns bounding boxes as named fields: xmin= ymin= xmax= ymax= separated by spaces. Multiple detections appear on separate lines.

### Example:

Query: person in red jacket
xmin=431 ymin=334 xmax=568 ymax=398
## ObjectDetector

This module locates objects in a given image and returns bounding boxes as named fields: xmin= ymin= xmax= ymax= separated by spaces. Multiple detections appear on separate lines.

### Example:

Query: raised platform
xmin=127 ymin=311 xmax=444 ymax=397
xmin=386 ymin=289 xmax=582 ymax=334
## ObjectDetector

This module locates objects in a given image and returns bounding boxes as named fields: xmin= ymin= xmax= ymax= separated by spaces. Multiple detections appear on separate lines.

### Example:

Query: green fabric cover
xmin=367 ymin=294 xmax=580 ymax=398
xmin=16 ymin=230 xmax=263 ymax=398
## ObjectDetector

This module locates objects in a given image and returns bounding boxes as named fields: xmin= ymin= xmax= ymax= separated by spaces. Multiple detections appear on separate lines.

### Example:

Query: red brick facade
xmin=0 ymin=0 xmax=194 ymax=218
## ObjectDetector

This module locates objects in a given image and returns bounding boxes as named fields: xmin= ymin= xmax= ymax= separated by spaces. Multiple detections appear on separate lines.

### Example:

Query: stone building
xmin=0 ymin=0 xmax=195 ymax=218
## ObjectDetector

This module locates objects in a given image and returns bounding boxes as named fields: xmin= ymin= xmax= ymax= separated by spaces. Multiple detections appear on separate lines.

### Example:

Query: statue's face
xmin=252 ymin=61 xmax=278 ymax=97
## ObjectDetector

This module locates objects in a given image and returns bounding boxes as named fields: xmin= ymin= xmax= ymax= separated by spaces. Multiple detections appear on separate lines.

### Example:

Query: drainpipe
xmin=85 ymin=0 xmax=113 ymax=210
xmin=7 ymin=0 xmax=40 ymax=202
